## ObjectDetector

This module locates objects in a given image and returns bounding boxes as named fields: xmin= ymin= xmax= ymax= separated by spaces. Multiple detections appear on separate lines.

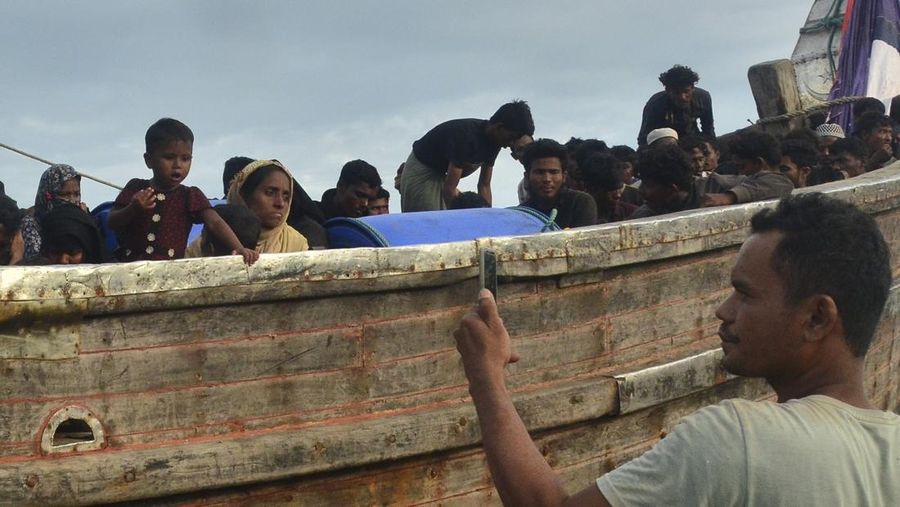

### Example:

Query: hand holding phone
xmin=479 ymin=248 xmax=497 ymax=298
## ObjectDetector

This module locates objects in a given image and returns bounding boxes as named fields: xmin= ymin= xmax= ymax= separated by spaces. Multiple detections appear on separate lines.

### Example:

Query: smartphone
xmin=479 ymin=248 xmax=498 ymax=298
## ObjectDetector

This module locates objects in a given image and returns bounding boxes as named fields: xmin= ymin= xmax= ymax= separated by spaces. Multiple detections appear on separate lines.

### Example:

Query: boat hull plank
xmin=0 ymin=165 xmax=898 ymax=503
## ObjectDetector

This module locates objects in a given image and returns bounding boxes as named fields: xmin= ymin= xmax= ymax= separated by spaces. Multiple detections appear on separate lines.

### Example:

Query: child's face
xmin=144 ymin=140 xmax=193 ymax=191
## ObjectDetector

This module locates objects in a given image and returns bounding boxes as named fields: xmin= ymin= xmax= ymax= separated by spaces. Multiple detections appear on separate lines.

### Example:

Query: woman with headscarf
xmin=20 ymin=164 xmax=88 ymax=260
xmin=38 ymin=203 xmax=109 ymax=264
xmin=226 ymin=159 xmax=308 ymax=253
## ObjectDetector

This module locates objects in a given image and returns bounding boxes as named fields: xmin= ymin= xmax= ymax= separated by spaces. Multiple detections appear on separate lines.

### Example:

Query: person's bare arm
xmin=442 ymin=163 xmax=465 ymax=206
xmin=702 ymin=192 xmax=736 ymax=207
xmin=108 ymin=187 xmax=155 ymax=231
xmin=9 ymin=230 xmax=24 ymax=265
xmin=867 ymin=144 xmax=893 ymax=171
xmin=199 ymin=208 xmax=258 ymax=265
xmin=478 ymin=164 xmax=493 ymax=207
xmin=454 ymin=290 xmax=610 ymax=507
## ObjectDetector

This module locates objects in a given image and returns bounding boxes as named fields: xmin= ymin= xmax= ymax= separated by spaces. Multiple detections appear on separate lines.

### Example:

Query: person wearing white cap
xmin=646 ymin=128 xmax=679 ymax=147
xmin=814 ymin=123 xmax=845 ymax=157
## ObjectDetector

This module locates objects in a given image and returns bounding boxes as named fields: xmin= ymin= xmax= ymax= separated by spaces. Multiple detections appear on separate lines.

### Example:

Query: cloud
xmin=1 ymin=1 xmax=813 ymax=211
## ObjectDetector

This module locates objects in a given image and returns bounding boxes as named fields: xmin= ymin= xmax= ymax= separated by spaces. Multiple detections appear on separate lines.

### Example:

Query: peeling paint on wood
xmin=0 ymin=163 xmax=898 ymax=504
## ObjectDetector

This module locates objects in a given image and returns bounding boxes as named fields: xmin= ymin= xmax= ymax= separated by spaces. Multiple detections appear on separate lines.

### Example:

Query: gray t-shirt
xmin=596 ymin=395 xmax=900 ymax=506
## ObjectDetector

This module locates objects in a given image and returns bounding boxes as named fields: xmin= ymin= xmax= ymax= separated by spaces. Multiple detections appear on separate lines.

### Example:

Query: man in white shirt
xmin=454 ymin=192 xmax=899 ymax=506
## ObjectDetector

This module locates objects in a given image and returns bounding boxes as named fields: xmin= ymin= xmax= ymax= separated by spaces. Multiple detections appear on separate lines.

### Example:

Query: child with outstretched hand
xmin=108 ymin=118 xmax=258 ymax=265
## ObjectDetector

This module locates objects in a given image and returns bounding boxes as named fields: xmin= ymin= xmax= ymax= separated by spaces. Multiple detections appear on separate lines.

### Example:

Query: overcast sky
xmin=0 ymin=1 xmax=812 ymax=209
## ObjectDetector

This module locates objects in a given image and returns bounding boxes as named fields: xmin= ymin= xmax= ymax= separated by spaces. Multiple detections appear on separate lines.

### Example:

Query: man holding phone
xmin=455 ymin=193 xmax=900 ymax=505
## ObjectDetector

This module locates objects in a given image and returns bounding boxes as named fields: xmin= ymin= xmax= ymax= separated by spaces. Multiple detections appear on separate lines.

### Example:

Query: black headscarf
xmin=41 ymin=203 xmax=110 ymax=263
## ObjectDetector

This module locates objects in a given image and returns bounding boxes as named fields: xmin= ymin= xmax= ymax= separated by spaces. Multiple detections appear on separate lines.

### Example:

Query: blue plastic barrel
xmin=325 ymin=206 xmax=559 ymax=248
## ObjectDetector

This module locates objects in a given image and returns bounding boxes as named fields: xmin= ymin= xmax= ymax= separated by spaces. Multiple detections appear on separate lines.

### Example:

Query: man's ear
xmin=803 ymin=294 xmax=840 ymax=343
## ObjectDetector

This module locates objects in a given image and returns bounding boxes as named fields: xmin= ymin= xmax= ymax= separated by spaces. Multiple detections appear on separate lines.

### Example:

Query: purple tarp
xmin=828 ymin=0 xmax=900 ymax=132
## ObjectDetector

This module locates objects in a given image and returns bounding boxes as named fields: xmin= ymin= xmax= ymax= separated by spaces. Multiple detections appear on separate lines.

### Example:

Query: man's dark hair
xmin=223 ymin=156 xmax=254 ymax=196
xmin=658 ymin=65 xmax=700 ymax=89
xmin=337 ymin=160 xmax=382 ymax=188
xmin=489 ymin=100 xmax=535 ymax=137
xmin=449 ymin=191 xmax=489 ymax=209
xmin=574 ymin=139 xmax=610 ymax=170
xmin=521 ymin=138 xmax=568 ymax=173
xmin=145 ymin=118 xmax=194 ymax=154
xmin=0 ymin=194 xmax=23 ymax=233
xmin=700 ymin=134 xmax=720 ymax=153
xmin=679 ymin=135 xmax=707 ymax=153
xmin=729 ymin=130 xmax=781 ymax=167
xmin=0 ymin=180 xmax=5 ymax=196
xmin=780 ymin=139 xmax=819 ymax=169
xmin=853 ymin=97 xmax=886 ymax=121
xmin=375 ymin=187 xmax=390 ymax=200
xmin=852 ymin=111 xmax=892 ymax=139
xmin=782 ymin=128 xmax=819 ymax=146
xmin=830 ymin=137 xmax=869 ymax=162
xmin=0 ymin=194 xmax=22 ymax=265
xmin=564 ymin=137 xmax=585 ymax=152
xmin=610 ymin=145 xmax=637 ymax=165
xmin=208 ymin=204 xmax=261 ymax=254
xmin=636 ymin=145 xmax=694 ymax=191
xmin=581 ymin=154 xmax=624 ymax=191
xmin=750 ymin=193 xmax=891 ymax=356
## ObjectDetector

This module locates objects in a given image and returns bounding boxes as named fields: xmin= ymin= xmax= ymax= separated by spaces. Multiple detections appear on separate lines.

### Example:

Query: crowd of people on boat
xmin=1 ymin=65 xmax=899 ymax=267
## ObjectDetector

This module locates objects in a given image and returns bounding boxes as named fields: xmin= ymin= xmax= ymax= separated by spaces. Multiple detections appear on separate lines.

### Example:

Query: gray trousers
xmin=400 ymin=151 xmax=446 ymax=212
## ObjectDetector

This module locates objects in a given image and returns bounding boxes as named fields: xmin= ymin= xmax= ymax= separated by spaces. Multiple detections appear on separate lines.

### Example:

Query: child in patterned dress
xmin=108 ymin=118 xmax=258 ymax=265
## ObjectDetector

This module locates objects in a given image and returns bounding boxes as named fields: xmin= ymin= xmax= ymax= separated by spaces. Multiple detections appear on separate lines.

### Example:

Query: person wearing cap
xmin=637 ymin=65 xmax=715 ymax=147
xmin=814 ymin=123 xmax=845 ymax=158
xmin=645 ymin=128 xmax=679 ymax=148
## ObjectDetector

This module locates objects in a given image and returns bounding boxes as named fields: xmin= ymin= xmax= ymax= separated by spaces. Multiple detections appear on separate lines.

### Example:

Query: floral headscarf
xmin=21 ymin=164 xmax=81 ymax=259
xmin=34 ymin=164 xmax=81 ymax=221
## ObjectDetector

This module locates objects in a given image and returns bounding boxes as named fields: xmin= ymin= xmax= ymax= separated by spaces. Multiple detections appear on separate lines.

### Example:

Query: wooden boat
xmin=1 ymin=160 xmax=899 ymax=504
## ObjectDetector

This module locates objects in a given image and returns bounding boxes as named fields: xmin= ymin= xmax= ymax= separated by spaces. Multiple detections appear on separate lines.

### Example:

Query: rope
xmin=0 ymin=141 xmax=123 ymax=190
xmin=541 ymin=208 xmax=559 ymax=232
xmin=755 ymin=95 xmax=865 ymax=125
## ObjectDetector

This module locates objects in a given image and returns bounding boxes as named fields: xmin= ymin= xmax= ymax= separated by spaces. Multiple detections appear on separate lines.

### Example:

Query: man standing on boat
xmin=400 ymin=101 xmax=535 ymax=212
xmin=455 ymin=193 xmax=899 ymax=505
xmin=637 ymin=65 xmax=714 ymax=147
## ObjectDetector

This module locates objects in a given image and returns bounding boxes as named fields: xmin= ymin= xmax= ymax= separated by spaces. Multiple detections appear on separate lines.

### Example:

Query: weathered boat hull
xmin=1 ymin=164 xmax=899 ymax=505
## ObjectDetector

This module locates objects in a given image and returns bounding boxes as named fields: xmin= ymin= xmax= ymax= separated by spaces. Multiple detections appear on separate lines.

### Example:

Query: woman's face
xmin=57 ymin=178 xmax=81 ymax=204
xmin=246 ymin=170 xmax=291 ymax=229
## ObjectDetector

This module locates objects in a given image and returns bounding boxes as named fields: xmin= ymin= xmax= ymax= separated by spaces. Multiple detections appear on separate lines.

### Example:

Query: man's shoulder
xmin=559 ymin=188 xmax=593 ymax=203
xmin=628 ymin=204 xmax=656 ymax=219
xmin=320 ymin=188 xmax=336 ymax=202
xmin=644 ymin=90 xmax=668 ymax=106
xmin=427 ymin=118 xmax=485 ymax=136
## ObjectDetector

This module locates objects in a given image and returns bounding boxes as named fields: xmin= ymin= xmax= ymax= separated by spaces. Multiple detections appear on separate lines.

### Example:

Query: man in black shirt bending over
xmin=638 ymin=65 xmax=714 ymax=147
xmin=520 ymin=138 xmax=597 ymax=229
xmin=400 ymin=101 xmax=535 ymax=212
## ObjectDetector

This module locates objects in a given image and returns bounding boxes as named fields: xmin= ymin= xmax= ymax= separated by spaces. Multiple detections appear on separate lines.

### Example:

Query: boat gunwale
xmin=2 ymin=163 xmax=899 ymax=320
